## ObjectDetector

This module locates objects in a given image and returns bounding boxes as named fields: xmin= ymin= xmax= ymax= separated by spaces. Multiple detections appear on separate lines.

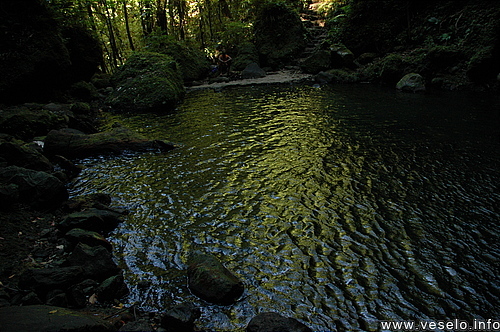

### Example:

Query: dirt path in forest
xmin=186 ymin=69 xmax=314 ymax=91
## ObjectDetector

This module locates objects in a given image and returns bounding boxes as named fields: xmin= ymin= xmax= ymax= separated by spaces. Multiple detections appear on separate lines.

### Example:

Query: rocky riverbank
xmin=0 ymin=95 xmax=316 ymax=331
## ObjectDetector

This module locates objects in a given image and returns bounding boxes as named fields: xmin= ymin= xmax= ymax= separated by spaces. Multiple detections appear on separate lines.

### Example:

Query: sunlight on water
xmin=70 ymin=85 xmax=500 ymax=331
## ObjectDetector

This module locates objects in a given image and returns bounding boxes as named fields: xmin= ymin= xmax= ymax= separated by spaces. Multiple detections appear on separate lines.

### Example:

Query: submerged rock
xmin=187 ymin=252 xmax=244 ymax=305
xmin=246 ymin=312 xmax=312 ymax=332
xmin=44 ymin=126 xmax=175 ymax=158
xmin=161 ymin=302 xmax=201 ymax=332
xmin=396 ymin=73 xmax=426 ymax=93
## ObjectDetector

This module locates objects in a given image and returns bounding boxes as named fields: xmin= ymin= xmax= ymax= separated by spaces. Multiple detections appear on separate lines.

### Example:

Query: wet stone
xmin=96 ymin=274 xmax=129 ymax=303
xmin=64 ymin=227 xmax=113 ymax=251
xmin=65 ymin=243 xmax=120 ymax=281
xmin=58 ymin=208 xmax=123 ymax=235
xmin=187 ymin=252 xmax=244 ymax=305
xmin=246 ymin=312 xmax=312 ymax=332
xmin=0 ymin=305 xmax=114 ymax=332
xmin=161 ymin=302 xmax=201 ymax=332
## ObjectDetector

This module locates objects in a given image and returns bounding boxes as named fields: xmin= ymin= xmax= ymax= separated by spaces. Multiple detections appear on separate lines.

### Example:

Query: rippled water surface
xmin=71 ymin=84 xmax=500 ymax=331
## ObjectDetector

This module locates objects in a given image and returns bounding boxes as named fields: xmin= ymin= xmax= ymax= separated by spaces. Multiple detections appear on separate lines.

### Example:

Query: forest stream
xmin=69 ymin=84 xmax=500 ymax=331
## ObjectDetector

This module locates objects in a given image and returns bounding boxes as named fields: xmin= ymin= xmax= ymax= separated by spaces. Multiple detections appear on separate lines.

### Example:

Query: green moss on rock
xmin=146 ymin=40 xmax=210 ymax=83
xmin=107 ymin=52 xmax=185 ymax=112
xmin=254 ymin=2 xmax=307 ymax=69
xmin=0 ymin=106 xmax=68 ymax=140
xmin=232 ymin=42 xmax=260 ymax=71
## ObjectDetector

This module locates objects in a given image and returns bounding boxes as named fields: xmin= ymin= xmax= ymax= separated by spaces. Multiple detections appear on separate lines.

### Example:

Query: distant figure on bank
xmin=217 ymin=49 xmax=232 ymax=76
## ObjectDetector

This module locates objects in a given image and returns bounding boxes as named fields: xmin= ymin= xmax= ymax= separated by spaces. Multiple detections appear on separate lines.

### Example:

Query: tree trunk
xmin=140 ymin=0 xmax=154 ymax=35
xmin=100 ymin=0 xmax=120 ymax=68
xmin=122 ymin=0 xmax=135 ymax=51
xmin=86 ymin=1 xmax=108 ymax=72
xmin=177 ymin=0 xmax=186 ymax=40
xmin=197 ymin=1 xmax=205 ymax=48
xmin=156 ymin=0 xmax=168 ymax=34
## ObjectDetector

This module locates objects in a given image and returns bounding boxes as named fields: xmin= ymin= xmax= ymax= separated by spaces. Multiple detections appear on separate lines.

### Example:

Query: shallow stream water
xmin=70 ymin=84 xmax=500 ymax=331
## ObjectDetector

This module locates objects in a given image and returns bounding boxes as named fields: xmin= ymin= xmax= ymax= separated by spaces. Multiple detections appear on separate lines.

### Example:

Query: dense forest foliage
xmin=44 ymin=0 xmax=310 ymax=71
xmin=1 ymin=0 xmax=499 ymax=104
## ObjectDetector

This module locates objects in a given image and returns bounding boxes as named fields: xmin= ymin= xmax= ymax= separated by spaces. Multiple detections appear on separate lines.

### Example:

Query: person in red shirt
xmin=217 ymin=49 xmax=232 ymax=76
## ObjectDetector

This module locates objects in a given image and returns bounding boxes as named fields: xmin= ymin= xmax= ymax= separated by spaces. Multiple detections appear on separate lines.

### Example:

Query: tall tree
xmin=122 ymin=0 xmax=136 ymax=50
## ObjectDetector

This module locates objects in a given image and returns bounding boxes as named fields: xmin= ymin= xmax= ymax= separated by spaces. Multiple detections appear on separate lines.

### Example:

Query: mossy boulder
xmin=359 ymin=53 xmax=410 ymax=84
xmin=315 ymin=69 xmax=360 ymax=84
xmin=147 ymin=40 xmax=210 ymax=83
xmin=107 ymin=52 xmax=185 ymax=112
xmin=0 ymin=166 xmax=68 ymax=210
xmin=44 ymin=126 xmax=175 ymax=158
xmin=232 ymin=42 xmax=260 ymax=71
xmin=300 ymin=50 xmax=332 ymax=74
xmin=396 ymin=73 xmax=426 ymax=93
xmin=254 ymin=2 xmax=307 ymax=69
xmin=0 ymin=139 xmax=53 ymax=172
xmin=61 ymin=26 xmax=103 ymax=83
xmin=330 ymin=43 xmax=356 ymax=69
xmin=0 ymin=105 xmax=68 ymax=140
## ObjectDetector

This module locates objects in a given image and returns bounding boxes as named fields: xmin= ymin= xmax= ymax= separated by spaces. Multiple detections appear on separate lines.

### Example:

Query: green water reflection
xmin=72 ymin=85 xmax=500 ymax=331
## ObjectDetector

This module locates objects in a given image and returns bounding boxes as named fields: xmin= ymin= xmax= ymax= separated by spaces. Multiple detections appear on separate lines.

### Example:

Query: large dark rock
xmin=0 ymin=106 xmax=68 ymax=140
xmin=95 ymin=274 xmax=129 ymax=303
xmin=233 ymin=42 xmax=260 ymax=71
xmin=241 ymin=62 xmax=267 ymax=79
xmin=161 ymin=302 xmax=201 ymax=332
xmin=19 ymin=266 xmax=86 ymax=297
xmin=58 ymin=208 xmax=123 ymax=234
xmin=0 ymin=183 xmax=19 ymax=211
xmin=67 ymin=279 xmax=99 ymax=309
xmin=300 ymin=50 xmax=332 ymax=74
xmin=62 ymin=26 xmax=103 ymax=83
xmin=147 ymin=40 xmax=210 ymax=83
xmin=246 ymin=312 xmax=312 ymax=332
xmin=0 ymin=305 xmax=114 ymax=332
xmin=64 ymin=228 xmax=113 ymax=251
xmin=65 ymin=243 xmax=120 ymax=281
xmin=0 ymin=140 xmax=53 ymax=172
xmin=396 ymin=73 xmax=426 ymax=93
xmin=107 ymin=51 xmax=185 ymax=112
xmin=44 ymin=126 xmax=175 ymax=158
xmin=330 ymin=43 xmax=356 ymax=69
xmin=0 ymin=0 xmax=70 ymax=103
xmin=380 ymin=54 xmax=408 ymax=84
xmin=0 ymin=1 xmax=102 ymax=103
xmin=467 ymin=47 xmax=500 ymax=83
xmin=187 ymin=252 xmax=244 ymax=305
xmin=254 ymin=2 xmax=307 ymax=69
xmin=0 ymin=166 xmax=68 ymax=210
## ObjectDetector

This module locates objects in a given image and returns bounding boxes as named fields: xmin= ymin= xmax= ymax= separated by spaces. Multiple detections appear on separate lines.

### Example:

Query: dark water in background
xmin=70 ymin=84 xmax=500 ymax=331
